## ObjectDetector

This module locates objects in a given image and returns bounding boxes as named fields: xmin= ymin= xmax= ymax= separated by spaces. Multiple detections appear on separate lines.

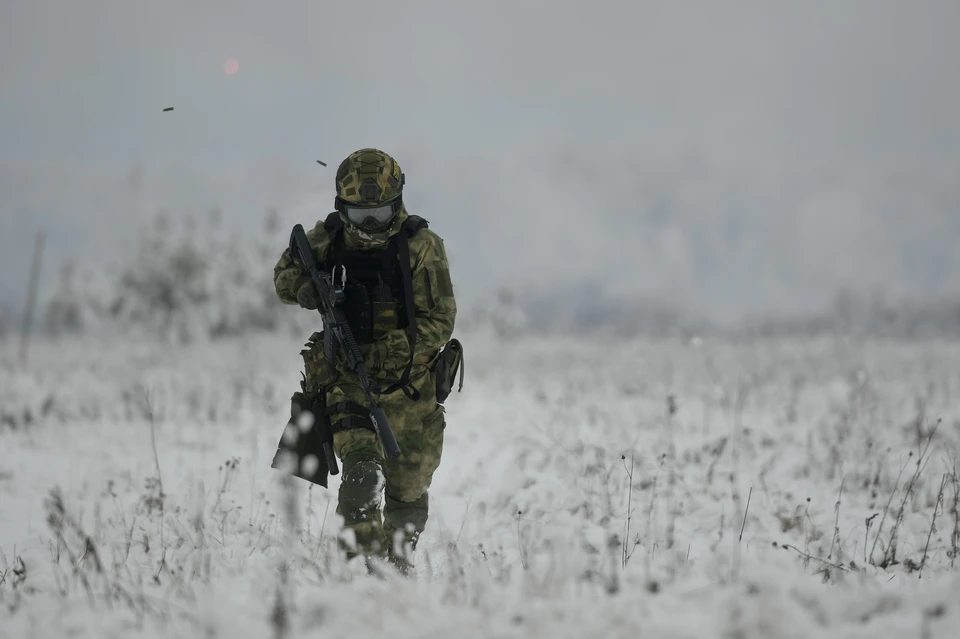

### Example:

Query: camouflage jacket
xmin=273 ymin=209 xmax=457 ymax=377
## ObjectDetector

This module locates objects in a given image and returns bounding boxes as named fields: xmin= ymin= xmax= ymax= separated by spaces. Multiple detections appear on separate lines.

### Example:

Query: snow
xmin=2 ymin=329 xmax=959 ymax=638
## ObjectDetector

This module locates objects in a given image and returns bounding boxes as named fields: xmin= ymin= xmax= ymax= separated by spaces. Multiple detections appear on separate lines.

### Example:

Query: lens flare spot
xmin=224 ymin=59 xmax=239 ymax=75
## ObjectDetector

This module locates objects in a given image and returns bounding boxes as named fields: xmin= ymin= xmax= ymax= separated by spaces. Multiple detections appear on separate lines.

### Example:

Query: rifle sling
xmin=381 ymin=222 xmax=421 ymax=400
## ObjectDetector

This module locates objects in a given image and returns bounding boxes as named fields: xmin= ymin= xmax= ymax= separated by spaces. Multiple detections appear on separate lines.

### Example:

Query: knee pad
xmin=338 ymin=456 xmax=385 ymax=523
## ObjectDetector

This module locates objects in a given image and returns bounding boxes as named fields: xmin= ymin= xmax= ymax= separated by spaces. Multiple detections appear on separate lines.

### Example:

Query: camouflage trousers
xmin=301 ymin=334 xmax=445 ymax=563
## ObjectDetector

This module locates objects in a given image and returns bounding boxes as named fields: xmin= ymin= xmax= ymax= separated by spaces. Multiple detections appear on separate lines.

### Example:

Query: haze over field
xmin=3 ymin=0 xmax=960 ymax=327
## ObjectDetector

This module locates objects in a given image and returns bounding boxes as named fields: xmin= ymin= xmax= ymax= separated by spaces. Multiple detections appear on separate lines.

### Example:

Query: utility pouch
xmin=433 ymin=339 xmax=464 ymax=404
xmin=371 ymin=277 xmax=398 ymax=339
xmin=343 ymin=284 xmax=373 ymax=344
xmin=271 ymin=387 xmax=339 ymax=487
xmin=323 ymin=328 xmax=338 ymax=363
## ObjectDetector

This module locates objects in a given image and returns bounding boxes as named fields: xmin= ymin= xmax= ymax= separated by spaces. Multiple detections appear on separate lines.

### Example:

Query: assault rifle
xmin=289 ymin=223 xmax=402 ymax=460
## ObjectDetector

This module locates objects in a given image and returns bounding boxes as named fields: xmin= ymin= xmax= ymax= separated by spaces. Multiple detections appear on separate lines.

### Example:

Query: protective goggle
xmin=344 ymin=201 xmax=399 ymax=230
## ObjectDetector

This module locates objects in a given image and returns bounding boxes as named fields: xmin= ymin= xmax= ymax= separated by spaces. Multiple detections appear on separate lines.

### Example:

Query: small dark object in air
xmin=162 ymin=107 xmax=174 ymax=112
xmin=316 ymin=160 xmax=327 ymax=167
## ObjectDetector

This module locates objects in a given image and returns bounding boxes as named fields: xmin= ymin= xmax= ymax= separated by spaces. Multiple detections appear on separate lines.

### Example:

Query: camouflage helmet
xmin=334 ymin=148 xmax=405 ymax=232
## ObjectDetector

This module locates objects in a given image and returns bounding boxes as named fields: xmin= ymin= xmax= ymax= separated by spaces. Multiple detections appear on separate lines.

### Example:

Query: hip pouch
xmin=434 ymin=339 xmax=464 ymax=404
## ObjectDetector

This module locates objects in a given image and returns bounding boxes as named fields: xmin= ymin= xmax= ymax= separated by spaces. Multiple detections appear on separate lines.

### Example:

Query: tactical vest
xmin=320 ymin=212 xmax=428 ymax=398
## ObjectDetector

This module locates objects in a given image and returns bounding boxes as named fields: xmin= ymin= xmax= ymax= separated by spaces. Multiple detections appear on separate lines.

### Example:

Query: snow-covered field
xmin=2 ymin=329 xmax=959 ymax=638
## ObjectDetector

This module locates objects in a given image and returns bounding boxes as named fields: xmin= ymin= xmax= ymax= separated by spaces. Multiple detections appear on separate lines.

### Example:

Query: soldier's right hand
xmin=295 ymin=277 xmax=321 ymax=310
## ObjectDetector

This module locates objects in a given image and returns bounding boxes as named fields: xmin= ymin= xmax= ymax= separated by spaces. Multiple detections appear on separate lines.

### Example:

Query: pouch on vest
xmin=434 ymin=339 xmax=464 ymax=404
xmin=343 ymin=283 xmax=373 ymax=344
xmin=371 ymin=276 xmax=398 ymax=339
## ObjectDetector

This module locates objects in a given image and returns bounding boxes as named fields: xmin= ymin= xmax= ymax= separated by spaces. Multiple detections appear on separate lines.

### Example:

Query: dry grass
xmin=2 ymin=332 xmax=960 ymax=637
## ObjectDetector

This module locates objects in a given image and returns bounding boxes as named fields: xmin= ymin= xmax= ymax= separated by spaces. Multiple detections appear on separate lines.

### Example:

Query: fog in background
xmin=2 ymin=0 xmax=959 ymax=329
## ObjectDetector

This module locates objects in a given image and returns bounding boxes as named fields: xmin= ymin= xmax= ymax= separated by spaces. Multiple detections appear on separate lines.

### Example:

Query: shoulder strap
xmin=323 ymin=211 xmax=344 ymax=235
xmin=381 ymin=220 xmax=425 ymax=400
xmin=322 ymin=212 xmax=345 ymax=265
xmin=402 ymin=215 xmax=429 ymax=235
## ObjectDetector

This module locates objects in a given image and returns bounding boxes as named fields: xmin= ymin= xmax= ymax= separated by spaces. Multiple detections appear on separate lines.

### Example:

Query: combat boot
xmin=383 ymin=491 xmax=429 ymax=576
xmin=337 ymin=454 xmax=386 ymax=560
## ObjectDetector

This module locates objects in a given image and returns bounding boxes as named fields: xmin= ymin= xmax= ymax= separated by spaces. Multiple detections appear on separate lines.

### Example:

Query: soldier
xmin=273 ymin=148 xmax=457 ymax=572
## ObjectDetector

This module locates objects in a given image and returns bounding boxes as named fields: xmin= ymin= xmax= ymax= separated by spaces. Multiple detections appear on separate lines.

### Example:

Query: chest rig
xmin=320 ymin=212 xmax=428 ymax=399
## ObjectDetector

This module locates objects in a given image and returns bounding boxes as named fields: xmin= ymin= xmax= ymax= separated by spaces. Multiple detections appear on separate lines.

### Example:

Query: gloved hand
xmin=295 ymin=276 xmax=321 ymax=310
xmin=357 ymin=330 xmax=411 ymax=376
xmin=359 ymin=342 xmax=386 ymax=373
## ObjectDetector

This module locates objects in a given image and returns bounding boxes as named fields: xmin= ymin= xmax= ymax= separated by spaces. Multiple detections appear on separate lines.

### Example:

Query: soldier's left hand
xmin=359 ymin=342 xmax=387 ymax=373
xmin=358 ymin=330 xmax=411 ymax=374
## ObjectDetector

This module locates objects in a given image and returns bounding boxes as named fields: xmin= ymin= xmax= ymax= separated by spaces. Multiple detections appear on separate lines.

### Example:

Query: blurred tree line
xmin=1 ymin=208 xmax=956 ymax=343
xmin=40 ymin=208 xmax=312 ymax=344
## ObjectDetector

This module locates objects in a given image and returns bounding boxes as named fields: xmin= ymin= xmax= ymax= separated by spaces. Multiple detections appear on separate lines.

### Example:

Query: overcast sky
xmin=2 ymin=0 xmax=959 ymax=324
